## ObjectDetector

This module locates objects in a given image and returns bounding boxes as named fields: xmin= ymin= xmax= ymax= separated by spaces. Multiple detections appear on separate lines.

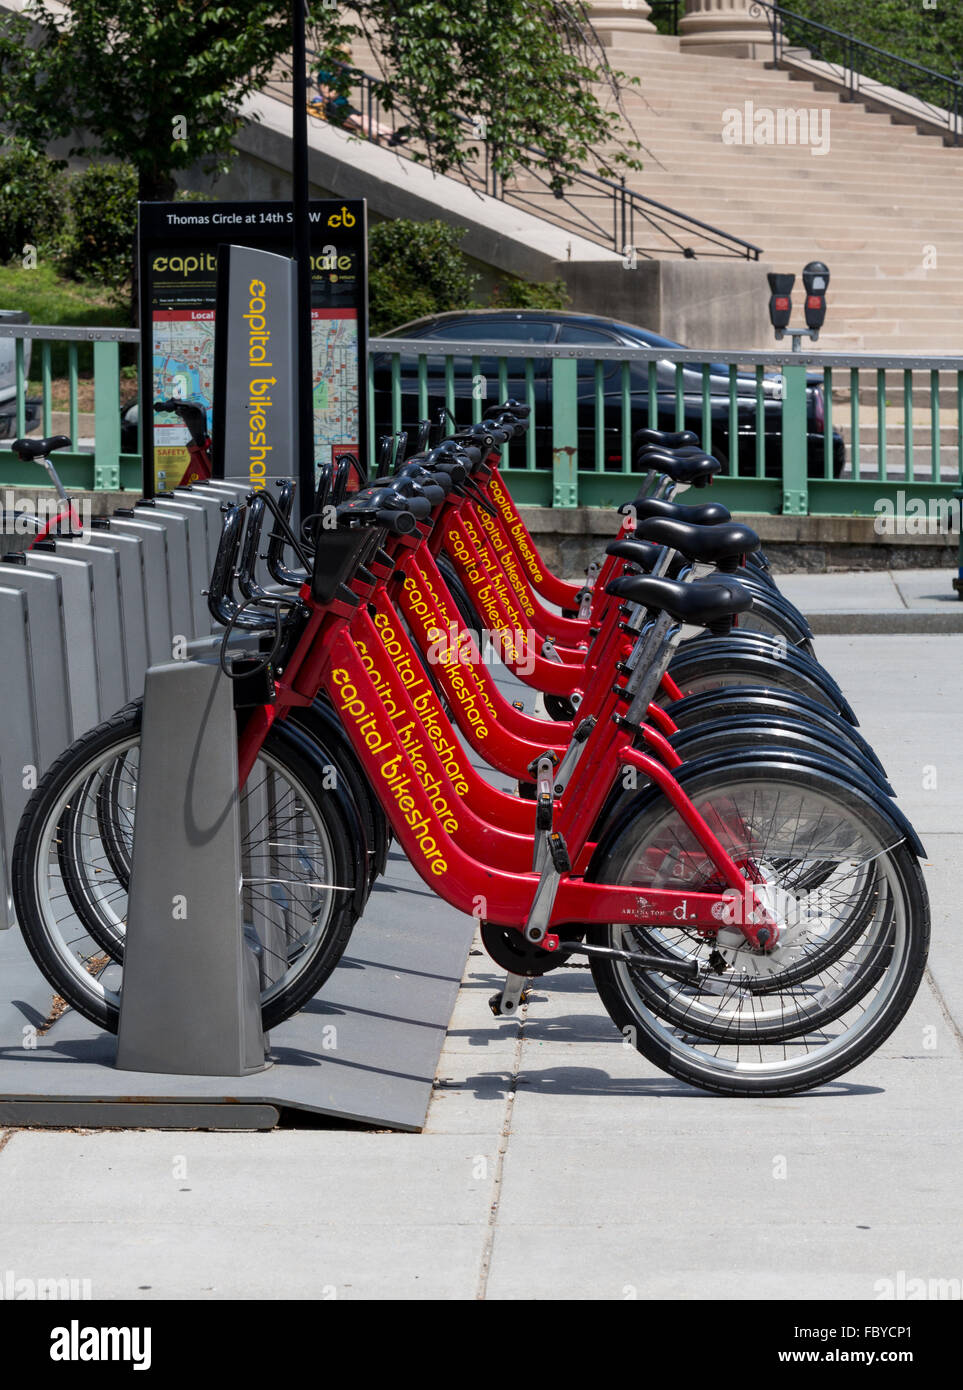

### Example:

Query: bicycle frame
xmin=235 ymin=545 xmax=777 ymax=951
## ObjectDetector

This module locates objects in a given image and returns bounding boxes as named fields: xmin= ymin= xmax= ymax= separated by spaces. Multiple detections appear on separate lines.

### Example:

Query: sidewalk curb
xmin=806 ymin=611 xmax=963 ymax=634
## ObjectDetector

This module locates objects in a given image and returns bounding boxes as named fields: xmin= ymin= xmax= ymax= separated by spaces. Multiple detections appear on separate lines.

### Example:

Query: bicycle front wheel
xmin=588 ymin=761 xmax=929 ymax=1095
xmin=12 ymin=706 xmax=361 ymax=1033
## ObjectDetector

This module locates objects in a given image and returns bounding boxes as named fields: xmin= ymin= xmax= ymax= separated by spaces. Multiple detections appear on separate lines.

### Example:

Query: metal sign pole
xmin=292 ymin=0 xmax=314 ymax=531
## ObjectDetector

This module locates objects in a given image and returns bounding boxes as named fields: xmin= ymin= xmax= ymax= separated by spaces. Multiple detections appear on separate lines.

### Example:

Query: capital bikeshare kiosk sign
xmin=137 ymin=199 xmax=367 ymax=496
xmin=212 ymin=244 xmax=297 ymax=492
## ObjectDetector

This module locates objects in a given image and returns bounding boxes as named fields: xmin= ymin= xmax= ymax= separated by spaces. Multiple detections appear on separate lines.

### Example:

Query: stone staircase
xmin=514 ymin=36 xmax=963 ymax=353
xmin=336 ymin=30 xmax=963 ymax=355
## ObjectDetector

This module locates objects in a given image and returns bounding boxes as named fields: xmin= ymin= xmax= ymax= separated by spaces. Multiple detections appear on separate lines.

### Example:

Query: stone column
xmin=588 ymin=2 xmax=657 ymax=47
xmin=678 ymin=0 xmax=772 ymax=59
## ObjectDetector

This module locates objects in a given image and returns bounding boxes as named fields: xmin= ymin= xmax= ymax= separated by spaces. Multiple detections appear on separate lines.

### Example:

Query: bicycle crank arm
xmin=557 ymin=941 xmax=705 ymax=983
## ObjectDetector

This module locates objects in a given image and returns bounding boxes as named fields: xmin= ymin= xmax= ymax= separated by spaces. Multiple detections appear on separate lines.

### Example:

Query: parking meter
xmin=803 ymin=261 xmax=830 ymax=331
xmin=767 ymin=273 xmax=795 ymax=331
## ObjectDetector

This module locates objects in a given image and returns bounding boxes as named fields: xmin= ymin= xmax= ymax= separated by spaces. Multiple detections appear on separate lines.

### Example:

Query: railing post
xmin=781 ymin=363 xmax=809 ymax=515
xmin=93 ymin=339 xmax=122 ymax=491
xmin=14 ymin=337 xmax=26 ymax=438
xmin=551 ymin=357 xmax=579 ymax=508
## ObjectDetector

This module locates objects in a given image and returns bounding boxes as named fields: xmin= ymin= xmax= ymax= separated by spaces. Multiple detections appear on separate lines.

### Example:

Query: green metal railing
xmin=3 ymin=322 xmax=963 ymax=516
xmin=368 ymin=337 xmax=963 ymax=515
xmin=0 ymin=324 xmax=141 ymax=491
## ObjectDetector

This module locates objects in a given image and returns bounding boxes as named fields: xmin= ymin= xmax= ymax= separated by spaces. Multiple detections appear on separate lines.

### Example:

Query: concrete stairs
xmin=275 ymin=32 xmax=963 ymax=355
xmin=539 ymin=39 xmax=963 ymax=352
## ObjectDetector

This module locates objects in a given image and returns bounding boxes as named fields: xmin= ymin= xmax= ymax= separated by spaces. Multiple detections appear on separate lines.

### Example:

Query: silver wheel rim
xmin=608 ymin=778 xmax=911 ymax=1078
xmin=33 ymin=735 xmax=339 ymax=1014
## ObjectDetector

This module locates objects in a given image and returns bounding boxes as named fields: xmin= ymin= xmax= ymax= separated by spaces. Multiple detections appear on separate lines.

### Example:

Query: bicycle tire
xmin=587 ymin=761 xmax=929 ymax=1095
xmin=13 ymin=705 xmax=362 ymax=1034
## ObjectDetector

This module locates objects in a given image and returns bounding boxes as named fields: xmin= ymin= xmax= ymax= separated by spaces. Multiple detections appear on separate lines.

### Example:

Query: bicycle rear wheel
xmin=13 ymin=706 xmax=361 ymax=1033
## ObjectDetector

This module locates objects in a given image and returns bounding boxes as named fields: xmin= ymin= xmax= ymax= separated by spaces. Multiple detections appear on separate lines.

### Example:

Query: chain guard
xmin=480 ymin=922 xmax=585 ymax=975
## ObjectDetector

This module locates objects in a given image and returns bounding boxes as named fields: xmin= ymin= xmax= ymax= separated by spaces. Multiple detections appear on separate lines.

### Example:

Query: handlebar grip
xmin=376 ymin=507 xmax=417 ymax=535
xmin=432 ymin=460 xmax=467 ymax=484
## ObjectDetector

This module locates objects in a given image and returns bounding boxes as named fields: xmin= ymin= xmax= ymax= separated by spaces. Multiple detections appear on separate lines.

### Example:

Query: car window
xmin=556 ymin=324 xmax=627 ymax=383
xmin=557 ymin=325 xmax=619 ymax=346
xmin=425 ymin=320 xmax=555 ymax=343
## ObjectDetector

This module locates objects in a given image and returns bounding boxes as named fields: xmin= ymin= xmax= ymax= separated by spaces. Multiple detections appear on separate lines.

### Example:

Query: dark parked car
xmin=371 ymin=309 xmax=845 ymax=478
xmin=0 ymin=310 xmax=40 ymax=440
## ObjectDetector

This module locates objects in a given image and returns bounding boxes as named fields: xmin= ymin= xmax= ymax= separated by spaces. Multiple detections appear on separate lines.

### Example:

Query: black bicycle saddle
xmin=11 ymin=435 xmax=71 ymax=460
xmin=633 ymin=428 xmax=699 ymax=450
xmin=605 ymin=573 xmax=753 ymax=632
xmin=605 ymin=537 xmax=662 ymax=570
xmin=638 ymin=453 xmax=721 ymax=487
xmin=634 ymin=517 xmax=759 ymax=570
xmin=633 ymin=496 xmax=732 ymax=526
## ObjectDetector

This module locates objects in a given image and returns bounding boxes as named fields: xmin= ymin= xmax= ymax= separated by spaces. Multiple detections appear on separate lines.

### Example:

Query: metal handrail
xmin=370 ymin=336 xmax=963 ymax=371
xmin=305 ymin=55 xmax=763 ymax=261
xmin=0 ymin=325 xmax=139 ymax=342
xmin=5 ymin=321 xmax=963 ymax=371
xmin=5 ymin=324 xmax=963 ymax=514
xmin=751 ymin=2 xmax=963 ymax=143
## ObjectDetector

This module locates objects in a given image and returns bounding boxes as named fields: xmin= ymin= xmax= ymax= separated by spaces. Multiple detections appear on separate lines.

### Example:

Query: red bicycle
xmin=9 ymin=434 xmax=84 ymax=542
xmin=12 ymin=409 xmax=929 ymax=1096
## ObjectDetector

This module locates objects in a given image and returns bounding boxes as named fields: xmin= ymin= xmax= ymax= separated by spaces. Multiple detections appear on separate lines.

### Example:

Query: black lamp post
xmin=291 ymin=0 xmax=314 ymax=526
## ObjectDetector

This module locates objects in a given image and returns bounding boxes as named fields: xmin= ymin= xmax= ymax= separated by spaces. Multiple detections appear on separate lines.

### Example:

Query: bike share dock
xmin=0 ymin=893 xmax=473 ymax=1132
xmin=0 ymin=480 xmax=473 ymax=1131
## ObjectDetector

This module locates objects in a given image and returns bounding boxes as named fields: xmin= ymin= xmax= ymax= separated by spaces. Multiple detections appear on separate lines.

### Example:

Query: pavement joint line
xmin=474 ymin=992 xmax=527 ymax=1302
xmin=922 ymin=966 xmax=963 ymax=1057
xmin=890 ymin=572 xmax=910 ymax=610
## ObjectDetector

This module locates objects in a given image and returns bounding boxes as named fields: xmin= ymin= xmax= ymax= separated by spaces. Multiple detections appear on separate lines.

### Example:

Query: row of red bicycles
xmin=12 ymin=403 xmax=929 ymax=1095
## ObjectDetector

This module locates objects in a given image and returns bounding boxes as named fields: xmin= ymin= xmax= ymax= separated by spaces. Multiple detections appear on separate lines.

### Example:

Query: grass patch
xmin=0 ymin=260 xmax=132 ymax=380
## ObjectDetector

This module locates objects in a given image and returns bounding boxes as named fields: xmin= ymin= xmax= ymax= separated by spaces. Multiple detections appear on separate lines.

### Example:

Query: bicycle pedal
xmin=488 ymin=983 xmax=531 ymax=1017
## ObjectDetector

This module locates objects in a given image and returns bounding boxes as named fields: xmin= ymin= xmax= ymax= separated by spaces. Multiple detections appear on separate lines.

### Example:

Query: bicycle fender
xmin=670 ymin=746 xmax=925 ymax=858
xmin=665 ymin=687 xmax=883 ymax=771
xmin=296 ymin=696 xmax=391 ymax=878
xmin=667 ymin=717 xmax=894 ymax=795
xmin=587 ymin=749 xmax=925 ymax=880
xmin=669 ymin=642 xmax=858 ymax=723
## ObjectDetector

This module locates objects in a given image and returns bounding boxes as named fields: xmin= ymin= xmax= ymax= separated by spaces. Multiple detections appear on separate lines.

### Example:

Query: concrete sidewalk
xmin=0 ymin=636 xmax=959 ymax=1300
xmin=777 ymin=567 xmax=963 ymax=633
